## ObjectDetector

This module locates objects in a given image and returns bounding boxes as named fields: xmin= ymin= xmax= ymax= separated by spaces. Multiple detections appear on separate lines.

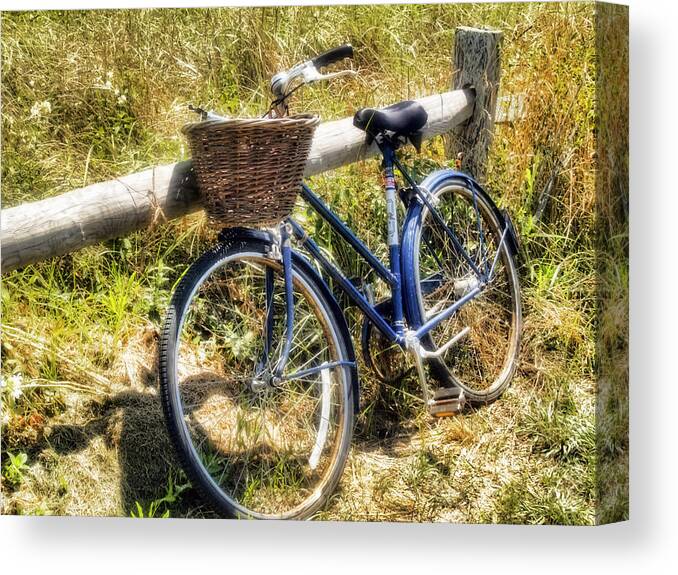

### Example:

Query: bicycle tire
xmin=159 ymin=237 xmax=356 ymax=519
xmin=402 ymin=172 xmax=522 ymax=405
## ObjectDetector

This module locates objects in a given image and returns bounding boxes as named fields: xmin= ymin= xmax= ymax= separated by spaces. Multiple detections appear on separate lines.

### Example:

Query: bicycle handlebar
xmin=311 ymin=44 xmax=354 ymax=70
xmin=190 ymin=44 xmax=355 ymax=120
xmin=268 ymin=44 xmax=355 ymax=116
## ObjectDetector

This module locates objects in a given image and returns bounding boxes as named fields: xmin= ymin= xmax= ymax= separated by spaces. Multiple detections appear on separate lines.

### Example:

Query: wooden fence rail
xmin=0 ymin=27 xmax=503 ymax=273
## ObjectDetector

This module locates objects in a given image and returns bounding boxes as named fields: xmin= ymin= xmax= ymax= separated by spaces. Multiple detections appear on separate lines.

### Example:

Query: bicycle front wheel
xmin=406 ymin=177 xmax=522 ymax=404
xmin=159 ymin=239 xmax=355 ymax=519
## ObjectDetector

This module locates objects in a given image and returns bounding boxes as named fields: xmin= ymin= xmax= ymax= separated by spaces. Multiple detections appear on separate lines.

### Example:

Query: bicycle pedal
xmin=428 ymin=387 xmax=466 ymax=417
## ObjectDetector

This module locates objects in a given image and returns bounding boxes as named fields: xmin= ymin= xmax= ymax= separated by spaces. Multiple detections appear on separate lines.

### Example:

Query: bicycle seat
xmin=353 ymin=100 xmax=428 ymax=140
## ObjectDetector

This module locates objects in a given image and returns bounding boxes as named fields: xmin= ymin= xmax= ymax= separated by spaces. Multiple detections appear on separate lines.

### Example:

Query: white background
xmin=1 ymin=0 xmax=676 ymax=572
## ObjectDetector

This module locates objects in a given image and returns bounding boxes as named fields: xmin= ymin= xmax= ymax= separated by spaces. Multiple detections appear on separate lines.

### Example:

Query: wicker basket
xmin=182 ymin=114 xmax=319 ymax=227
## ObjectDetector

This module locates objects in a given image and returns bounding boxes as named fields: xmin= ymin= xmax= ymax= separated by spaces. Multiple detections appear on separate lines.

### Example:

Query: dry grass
xmin=1 ymin=2 xmax=627 ymax=523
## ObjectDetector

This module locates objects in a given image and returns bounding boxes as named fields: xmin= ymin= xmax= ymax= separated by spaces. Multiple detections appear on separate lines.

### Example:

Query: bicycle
xmin=159 ymin=45 xmax=522 ymax=519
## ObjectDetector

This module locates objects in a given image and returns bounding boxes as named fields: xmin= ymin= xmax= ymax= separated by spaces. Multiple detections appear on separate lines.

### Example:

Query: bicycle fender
xmin=409 ymin=170 xmax=520 ymax=255
xmin=218 ymin=226 xmax=272 ymax=247
xmin=218 ymin=226 xmax=360 ymax=412
xmin=400 ymin=169 xmax=521 ymax=328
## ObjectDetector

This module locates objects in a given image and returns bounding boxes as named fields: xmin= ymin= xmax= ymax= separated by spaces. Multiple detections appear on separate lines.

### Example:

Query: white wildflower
xmin=1 ymin=411 xmax=9 ymax=426
xmin=117 ymin=94 xmax=127 ymax=105
xmin=30 ymin=100 xmax=52 ymax=119
xmin=9 ymin=373 xmax=23 ymax=400
xmin=106 ymin=70 xmax=114 ymax=80
xmin=114 ymin=87 xmax=120 ymax=96
xmin=2 ymin=373 xmax=23 ymax=400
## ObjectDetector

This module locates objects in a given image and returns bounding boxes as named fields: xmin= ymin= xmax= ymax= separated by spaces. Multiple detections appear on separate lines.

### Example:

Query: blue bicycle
xmin=159 ymin=45 xmax=522 ymax=519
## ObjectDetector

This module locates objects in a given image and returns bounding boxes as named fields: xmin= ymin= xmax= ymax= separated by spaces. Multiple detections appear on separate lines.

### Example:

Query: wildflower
xmin=1 ymin=373 xmax=23 ymax=400
xmin=30 ymin=100 xmax=52 ymax=119
xmin=117 ymin=94 xmax=127 ymax=105
xmin=9 ymin=373 xmax=23 ymax=400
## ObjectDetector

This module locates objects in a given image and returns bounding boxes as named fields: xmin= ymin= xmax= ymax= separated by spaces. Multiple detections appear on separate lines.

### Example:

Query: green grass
xmin=130 ymin=471 xmax=191 ymax=518
xmin=0 ymin=3 xmax=627 ymax=523
xmin=487 ymin=465 xmax=594 ymax=525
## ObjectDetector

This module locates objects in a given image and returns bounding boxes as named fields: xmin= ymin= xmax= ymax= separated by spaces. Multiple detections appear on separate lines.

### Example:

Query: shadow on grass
xmin=44 ymin=374 xmax=216 ymax=518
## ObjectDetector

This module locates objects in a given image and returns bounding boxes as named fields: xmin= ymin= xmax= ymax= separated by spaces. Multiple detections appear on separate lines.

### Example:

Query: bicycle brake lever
xmin=188 ymin=104 xmax=228 ymax=122
xmin=302 ymin=67 xmax=357 ymax=84
xmin=188 ymin=104 xmax=208 ymax=119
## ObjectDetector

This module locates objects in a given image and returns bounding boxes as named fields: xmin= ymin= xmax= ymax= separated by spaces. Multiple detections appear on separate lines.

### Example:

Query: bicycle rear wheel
xmin=159 ymin=239 xmax=355 ymax=519
xmin=407 ymin=178 xmax=521 ymax=404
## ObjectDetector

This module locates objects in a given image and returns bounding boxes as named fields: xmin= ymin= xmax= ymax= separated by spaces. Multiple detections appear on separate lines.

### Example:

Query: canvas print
xmin=0 ymin=2 xmax=628 ymax=523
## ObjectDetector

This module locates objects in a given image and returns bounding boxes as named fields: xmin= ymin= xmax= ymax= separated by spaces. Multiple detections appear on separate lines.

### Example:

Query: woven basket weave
xmin=183 ymin=114 xmax=319 ymax=227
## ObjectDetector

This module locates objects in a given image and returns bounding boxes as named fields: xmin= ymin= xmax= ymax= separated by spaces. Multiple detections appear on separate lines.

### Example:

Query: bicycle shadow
xmin=44 ymin=366 xmax=305 ymax=518
xmin=45 ymin=367 xmax=218 ymax=517
xmin=41 ymin=357 xmax=431 ymax=517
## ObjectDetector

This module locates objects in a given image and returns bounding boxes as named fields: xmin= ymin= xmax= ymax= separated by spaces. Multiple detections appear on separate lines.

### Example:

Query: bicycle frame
xmin=275 ymin=141 xmax=497 ymax=372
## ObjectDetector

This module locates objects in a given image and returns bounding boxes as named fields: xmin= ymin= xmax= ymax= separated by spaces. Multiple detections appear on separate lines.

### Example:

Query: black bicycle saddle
xmin=353 ymin=100 xmax=428 ymax=148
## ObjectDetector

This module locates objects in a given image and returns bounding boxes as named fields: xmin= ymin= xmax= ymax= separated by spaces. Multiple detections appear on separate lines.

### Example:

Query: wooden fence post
xmin=448 ymin=26 xmax=502 ymax=180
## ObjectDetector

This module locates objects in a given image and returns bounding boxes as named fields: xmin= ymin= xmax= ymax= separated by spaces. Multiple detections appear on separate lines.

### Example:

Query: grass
xmin=0 ymin=2 xmax=627 ymax=523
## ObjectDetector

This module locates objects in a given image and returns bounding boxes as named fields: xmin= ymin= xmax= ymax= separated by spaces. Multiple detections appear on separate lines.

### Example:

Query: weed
xmin=130 ymin=472 xmax=191 ymax=519
xmin=487 ymin=465 xmax=593 ymax=525
xmin=519 ymin=385 xmax=595 ymax=464
xmin=2 ymin=452 xmax=30 ymax=488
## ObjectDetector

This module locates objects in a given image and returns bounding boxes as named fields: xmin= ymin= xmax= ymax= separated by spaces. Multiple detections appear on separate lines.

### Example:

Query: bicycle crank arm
xmin=419 ymin=326 xmax=470 ymax=359
xmin=405 ymin=330 xmax=467 ymax=417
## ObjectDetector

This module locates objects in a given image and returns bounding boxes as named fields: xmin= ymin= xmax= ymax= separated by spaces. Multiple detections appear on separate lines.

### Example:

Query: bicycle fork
xmin=260 ymin=224 xmax=351 ymax=471
xmin=263 ymin=222 xmax=354 ymax=384
xmin=257 ymin=223 xmax=296 ymax=380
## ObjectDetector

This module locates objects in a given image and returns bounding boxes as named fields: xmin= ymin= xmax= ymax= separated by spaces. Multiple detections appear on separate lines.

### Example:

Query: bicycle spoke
xmin=170 ymin=252 xmax=349 ymax=517
xmin=416 ymin=184 xmax=520 ymax=398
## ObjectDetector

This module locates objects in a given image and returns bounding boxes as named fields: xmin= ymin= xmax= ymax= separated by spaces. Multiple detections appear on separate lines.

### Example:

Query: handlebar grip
xmin=311 ymin=44 xmax=354 ymax=70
